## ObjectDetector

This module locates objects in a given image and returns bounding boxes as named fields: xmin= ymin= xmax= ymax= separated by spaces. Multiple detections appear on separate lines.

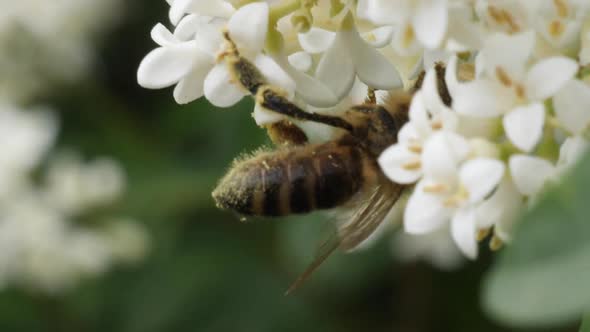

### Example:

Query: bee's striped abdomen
xmin=212 ymin=142 xmax=367 ymax=217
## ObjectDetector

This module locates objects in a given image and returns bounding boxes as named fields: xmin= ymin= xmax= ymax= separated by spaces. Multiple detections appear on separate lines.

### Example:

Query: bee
xmin=212 ymin=32 xmax=452 ymax=293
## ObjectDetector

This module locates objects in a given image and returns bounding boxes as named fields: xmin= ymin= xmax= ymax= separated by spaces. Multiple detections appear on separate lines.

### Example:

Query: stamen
xmin=515 ymin=84 xmax=526 ymax=99
xmin=553 ymin=0 xmax=569 ymax=18
xmin=423 ymin=183 xmax=447 ymax=193
xmin=431 ymin=120 xmax=443 ymax=130
xmin=490 ymin=235 xmax=504 ymax=250
xmin=487 ymin=6 xmax=503 ymax=23
xmin=442 ymin=186 xmax=469 ymax=207
xmin=402 ymin=161 xmax=421 ymax=170
xmin=408 ymin=143 xmax=423 ymax=154
xmin=501 ymin=10 xmax=520 ymax=33
xmin=403 ymin=25 xmax=415 ymax=48
xmin=477 ymin=228 xmax=491 ymax=241
xmin=495 ymin=67 xmax=512 ymax=87
xmin=549 ymin=20 xmax=565 ymax=37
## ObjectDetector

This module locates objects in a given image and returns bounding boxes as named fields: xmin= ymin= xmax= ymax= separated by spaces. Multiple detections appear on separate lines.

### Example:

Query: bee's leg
xmin=265 ymin=120 xmax=308 ymax=146
xmin=364 ymin=87 xmax=377 ymax=104
xmin=220 ymin=31 xmax=354 ymax=133
xmin=257 ymin=87 xmax=354 ymax=131
xmin=410 ymin=63 xmax=452 ymax=106
xmin=434 ymin=62 xmax=452 ymax=107
xmin=349 ymin=104 xmax=385 ymax=114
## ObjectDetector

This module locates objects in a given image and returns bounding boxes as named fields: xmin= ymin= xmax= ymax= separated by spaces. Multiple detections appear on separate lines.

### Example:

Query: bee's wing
xmin=285 ymin=183 xmax=405 ymax=295
xmin=337 ymin=183 xmax=405 ymax=251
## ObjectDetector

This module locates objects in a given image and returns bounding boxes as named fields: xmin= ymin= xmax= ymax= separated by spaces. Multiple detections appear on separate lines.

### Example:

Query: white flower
xmin=404 ymin=132 xmax=505 ymax=259
xmin=357 ymin=0 xmax=449 ymax=50
xmin=44 ymin=153 xmax=126 ymax=216
xmin=314 ymin=13 xmax=402 ymax=100
xmin=378 ymin=67 xmax=457 ymax=184
xmin=451 ymin=31 xmax=578 ymax=152
xmin=139 ymin=3 xmax=295 ymax=107
xmin=166 ymin=0 xmax=235 ymax=25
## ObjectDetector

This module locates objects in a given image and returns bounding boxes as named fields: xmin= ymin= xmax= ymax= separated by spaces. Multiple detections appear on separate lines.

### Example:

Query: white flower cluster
xmin=138 ymin=0 xmax=590 ymax=265
xmin=0 ymin=0 xmax=121 ymax=101
xmin=0 ymin=105 xmax=148 ymax=294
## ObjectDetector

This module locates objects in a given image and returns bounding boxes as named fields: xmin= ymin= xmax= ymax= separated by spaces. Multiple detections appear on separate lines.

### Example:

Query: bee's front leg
xmin=220 ymin=32 xmax=355 ymax=133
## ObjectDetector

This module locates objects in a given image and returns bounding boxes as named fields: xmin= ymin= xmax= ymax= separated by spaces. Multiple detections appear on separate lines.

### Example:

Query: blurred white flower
xmin=0 ymin=104 xmax=57 ymax=200
xmin=451 ymin=31 xmax=578 ymax=152
xmin=0 ymin=104 xmax=148 ymax=294
xmin=0 ymin=0 xmax=121 ymax=101
xmin=393 ymin=225 xmax=465 ymax=270
xmin=44 ymin=152 xmax=126 ymax=216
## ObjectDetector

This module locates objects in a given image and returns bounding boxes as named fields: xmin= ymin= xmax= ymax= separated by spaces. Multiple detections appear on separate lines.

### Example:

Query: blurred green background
xmin=0 ymin=1 xmax=581 ymax=331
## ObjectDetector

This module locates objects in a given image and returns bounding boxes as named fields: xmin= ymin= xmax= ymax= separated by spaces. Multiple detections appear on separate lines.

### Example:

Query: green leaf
xmin=581 ymin=313 xmax=590 ymax=332
xmin=482 ymin=151 xmax=590 ymax=328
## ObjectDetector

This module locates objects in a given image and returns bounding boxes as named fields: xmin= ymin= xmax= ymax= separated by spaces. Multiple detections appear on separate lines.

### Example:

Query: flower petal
xmin=203 ymin=63 xmax=247 ymax=107
xmin=460 ymin=158 xmax=505 ymax=203
xmin=525 ymin=57 xmax=578 ymax=101
xmin=451 ymin=207 xmax=478 ymax=259
xmin=315 ymin=30 xmax=356 ymax=100
xmin=509 ymin=154 xmax=555 ymax=196
xmin=228 ymin=2 xmax=269 ymax=56
xmin=174 ymin=14 xmax=207 ymax=40
xmin=557 ymin=136 xmax=590 ymax=171
xmin=151 ymin=23 xmax=177 ymax=46
xmin=404 ymin=181 xmax=452 ymax=234
xmin=503 ymin=103 xmax=545 ymax=152
xmin=422 ymin=131 xmax=470 ymax=183
xmin=348 ymin=26 xmax=403 ymax=90
xmin=137 ymin=41 xmax=199 ymax=89
xmin=273 ymin=56 xmax=339 ymax=107
xmin=412 ymin=0 xmax=448 ymax=49
xmin=255 ymin=54 xmax=296 ymax=98
xmin=173 ymin=54 xmax=212 ymax=104
xmin=481 ymin=30 xmax=535 ymax=76
xmin=554 ymin=79 xmax=590 ymax=135
xmin=362 ymin=26 xmax=394 ymax=48
xmin=194 ymin=18 xmax=225 ymax=56
xmin=287 ymin=51 xmax=312 ymax=72
xmin=453 ymin=80 xmax=510 ymax=117
xmin=378 ymin=144 xmax=422 ymax=184
xmin=185 ymin=0 xmax=235 ymax=18
xmin=298 ymin=28 xmax=336 ymax=54
xmin=253 ymin=103 xmax=284 ymax=125
xmin=475 ymin=178 xmax=522 ymax=233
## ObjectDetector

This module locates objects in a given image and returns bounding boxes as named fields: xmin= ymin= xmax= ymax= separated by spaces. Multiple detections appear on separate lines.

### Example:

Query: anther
xmin=423 ymin=183 xmax=447 ymax=193
xmin=489 ymin=235 xmax=504 ymax=250
xmin=402 ymin=161 xmax=422 ymax=170
xmin=495 ymin=67 xmax=512 ymax=87
xmin=477 ymin=228 xmax=491 ymax=241
xmin=553 ymin=0 xmax=569 ymax=18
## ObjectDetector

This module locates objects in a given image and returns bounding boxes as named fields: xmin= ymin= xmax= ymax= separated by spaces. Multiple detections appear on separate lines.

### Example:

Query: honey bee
xmin=212 ymin=32 xmax=451 ymax=293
